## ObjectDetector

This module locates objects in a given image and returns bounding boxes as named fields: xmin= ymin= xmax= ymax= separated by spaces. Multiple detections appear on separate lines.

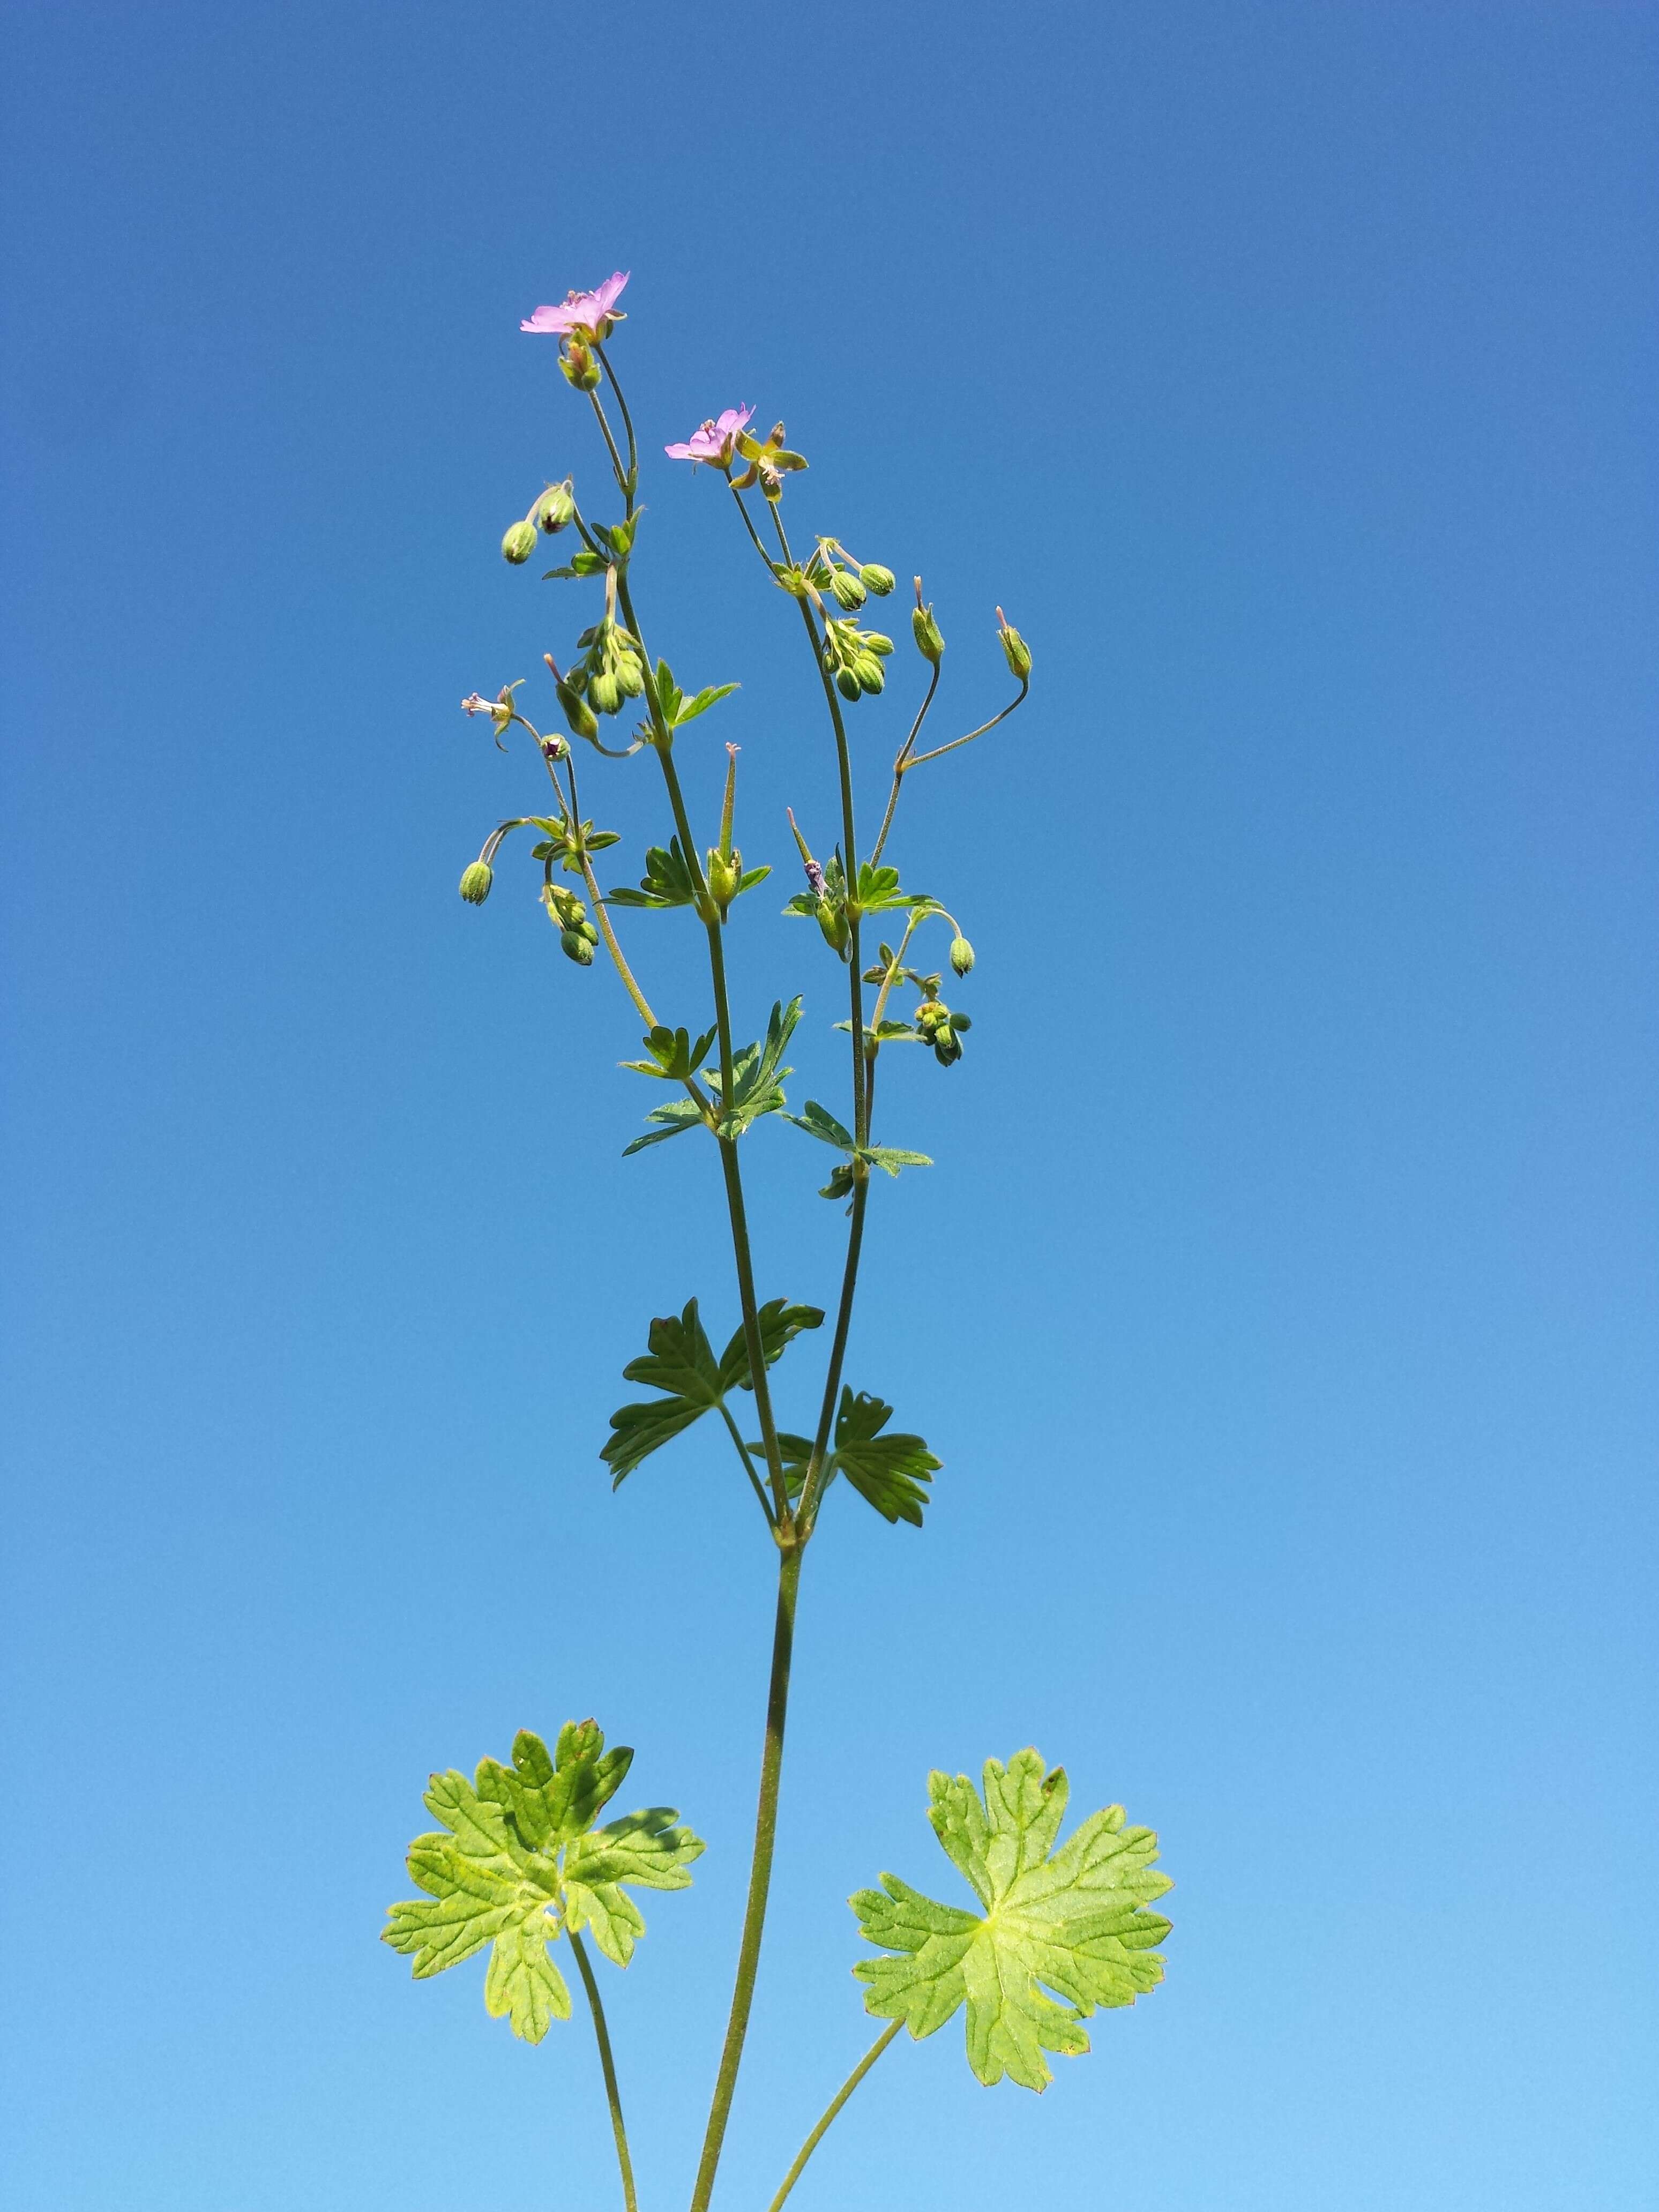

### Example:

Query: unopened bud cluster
xmin=821 ymin=616 xmax=894 ymax=701
xmin=915 ymin=993 xmax=972 ymax=1067
xmin=543 ymin=882 xmax=600 ymax=965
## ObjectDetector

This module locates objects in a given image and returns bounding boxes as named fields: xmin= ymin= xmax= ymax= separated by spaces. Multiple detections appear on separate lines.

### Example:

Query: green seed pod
xmin=997 ymin=611 xmax=1032 ymax=681
xmin=556 ymin=679 xmax=599 ymax=741
xmin=706 ymin=848 xmax=742 ymax=914
xmin=860 ymin=564 xmax=895 ymax=595
xmin=559 ymin=342 xmax=601 ymax=392
xmin=817 ymin=901 xmax=849 ymax=954
xmin=829 ymin=569 xmax=866 ymax=610
xmin=458 ymin=860 xmax=494 ymax=906
xmin=912 ymin=601 xmax=945 ymax=663
xmin=501 ymin=520 xmax=537 ymax=565
xmin=561 ymin=928 xmax=596 ymax=966
xmin=537 ymin=482 xmax=576 ymax=535
xmin=949 ymin=933 xmax=974 ymax=977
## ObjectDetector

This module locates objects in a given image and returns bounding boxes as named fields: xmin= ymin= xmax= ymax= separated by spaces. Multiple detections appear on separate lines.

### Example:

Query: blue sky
xmin=2 ymin=3 xmax=1655 ymax=2207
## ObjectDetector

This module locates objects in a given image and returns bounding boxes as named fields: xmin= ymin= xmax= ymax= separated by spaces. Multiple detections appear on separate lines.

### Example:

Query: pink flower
xmin=664 ymin=405 xmax=755 ymax=468
xmin=520 ymin=271 xmax=631 ymax=338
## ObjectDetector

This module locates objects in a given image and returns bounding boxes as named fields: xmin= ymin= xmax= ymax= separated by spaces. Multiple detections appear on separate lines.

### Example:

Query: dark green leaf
xmin=784 ymin=1101 xmax=855 ymax=1150
xmin=829 ymin=1388 xmax=939 ymax=1525
xmin=719 ymin=997 xmax=800 ymax=1136
xmin=622 ymin=1097 xmax=705 ymax=1156
xmin=718 ymin=1299 xmax=824 ymax=1393
xmin=608 ymin=838 xmax=701 ymax=910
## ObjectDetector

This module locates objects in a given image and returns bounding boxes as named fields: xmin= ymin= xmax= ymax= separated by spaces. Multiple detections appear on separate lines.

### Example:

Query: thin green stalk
xmin=718 ymin=1401 xmax=779 ymax=1530
xmin=688 ymin=1542 xmax=804 ymax=2212
xmin=569 ymin=1928 xmax=640 ymax=2212
xmin=798 ymin=1175 xmax=868 ymax=1533
xmin=899 ymin=676 xmax=1028 ymax=771
xmin=869 ymin=660 xmax=941 ymax=868
xmin=764 ymin=2021 xmax=902 ymax=2212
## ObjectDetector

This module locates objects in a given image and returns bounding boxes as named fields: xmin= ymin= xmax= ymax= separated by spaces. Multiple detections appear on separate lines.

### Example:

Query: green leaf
xmin=653 ymin=659 xmax=684 ymax=724
xmin=782 ymin=1102 xmax=932 ymax=1191
xmin=718 ymin=997 xmax=799 ymax=1136
xmin=783 ymin=1100 xmax=855 ymax=1149
xmin=757 ymin=1389 xmax=940 ymax=1524
xmin=854 ymin=862 xmax=936 ymax=915
xmin=851 ymin=1752 xmax=1171 ymax=2090
xmin=385 ymin=1720 xmax=704 ymax=2043
xmin=603 ymin=1294 xmax=820 ymax=1483
xmin=622 ymin=1097 xmax=706 ymax=1155
xmin=828 ymin=1388 xmax=939 ymax=1523
xmin=620 ymin=1024 xmax=717 ymax=1081
xmin=608 ymin=838 xmax=701 ymax=910
xmin=675 ymin=682 xmax=739 ymax=725
xmin=603 ymin=1299 xmax=722 ymax=1481
xmin=718 ymin=1298 xmax=824 ymax=1392
xmin=864 ymin=1145 xmax=933 ymax=1177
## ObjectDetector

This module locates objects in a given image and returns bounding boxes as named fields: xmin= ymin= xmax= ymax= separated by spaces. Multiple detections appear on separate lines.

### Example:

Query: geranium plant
xmin=385 ymin=272 xmax=1172 ymax=2211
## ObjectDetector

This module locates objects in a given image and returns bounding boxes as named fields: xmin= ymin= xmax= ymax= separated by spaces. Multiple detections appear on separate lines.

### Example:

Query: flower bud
xmin=557 ymin=679 xmax=599 ymax=741
xmin=860 ymin=564 xmax=895 ymax=595
xmin=949 ymin=934 xmax=974 ymax=976
xmin=854 ymin=654 xmax=886 ymax=694
xmin=996 ymin=608 xmax=1032 ymax=681
xmin=502 ymin=520 xmax=537 ymax=565
xmin=834 ymin=666 xmax=862 ymax=702
xmin=589 ymin=669 xmax=621 ymax=716
xmin=829 ymin=569 xmax=866 ymax=611
xmin=537 ymin=482 xmax=576 ymax=535
xmin=561 ymin=927 xmax=596 ymax=965
xmin=459 ymin=861 xmax=494 ymax=906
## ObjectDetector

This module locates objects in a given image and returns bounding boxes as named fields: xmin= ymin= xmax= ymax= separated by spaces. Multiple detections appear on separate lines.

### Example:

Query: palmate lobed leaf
xmin=384 ymin=1720 xmax=703 ymax=2042
xmin=757 ymin=1387 xmax=940 ymax=1527
xmin=851 ymin=1750 xmax=1172 ymax=2090
xmin=603 ymin=1296 xmax=824 ymax=1484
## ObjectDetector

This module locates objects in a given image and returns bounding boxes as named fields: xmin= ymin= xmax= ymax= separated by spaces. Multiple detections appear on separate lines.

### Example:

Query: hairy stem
xmin=764 ymin=2021 xmax=903 ymax=2212
xmin=689 ymin=1541 xmax=804 ymax=2212
xmin=570 ymin=1929 xmax=640 ymax=2212
xmin=612 ymin=565 xmax=792 ymax=1523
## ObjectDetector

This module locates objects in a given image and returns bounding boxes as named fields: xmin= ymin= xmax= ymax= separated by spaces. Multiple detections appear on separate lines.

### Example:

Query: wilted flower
xmin=664 ymin=406 xmax=755 ymax=468
xmin=520 ymin=271 xmax=631 ymax=340
xmin=731 ymin=421 xmax=808 ymax=500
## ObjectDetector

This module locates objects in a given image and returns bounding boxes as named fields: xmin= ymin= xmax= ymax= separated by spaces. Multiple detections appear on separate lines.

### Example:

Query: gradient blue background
xmin=2 ymin=4 xmax=1655 ymax=2207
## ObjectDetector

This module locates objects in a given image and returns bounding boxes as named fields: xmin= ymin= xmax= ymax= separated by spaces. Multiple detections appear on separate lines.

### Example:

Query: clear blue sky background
xmin=2 ymin=4 xmax=1654 ymax=2208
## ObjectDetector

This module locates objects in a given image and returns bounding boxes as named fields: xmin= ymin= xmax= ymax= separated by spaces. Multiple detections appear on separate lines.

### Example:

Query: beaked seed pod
xmin=502 ymin=520 xmax=537 ymax=565
xmin=537 ymin=483 xmax=576 ymax=535
xmin=561 ymin=928 xmax=596 ymax=966
xmin=949 ymin=934 xmax=975 ymax=976
xmin=996 ymin=610 xmax=1032 ymax=680
xmin=912 ymin=601 xmax=945 ymax=663
xmin=860 ymin=564 xmax=895 ymax=595
xmin=459 ymin=861 xmax=494 ymax=906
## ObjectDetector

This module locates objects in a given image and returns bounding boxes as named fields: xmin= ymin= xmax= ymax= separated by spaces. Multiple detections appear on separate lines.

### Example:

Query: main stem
xmin=688 ymin=1541 xmax=803 ymax=2212
xmin=570 ymin=1928 xmax=640 ymax=2212
xmin=764 ymin=2021 xmax=902 ymax=2212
